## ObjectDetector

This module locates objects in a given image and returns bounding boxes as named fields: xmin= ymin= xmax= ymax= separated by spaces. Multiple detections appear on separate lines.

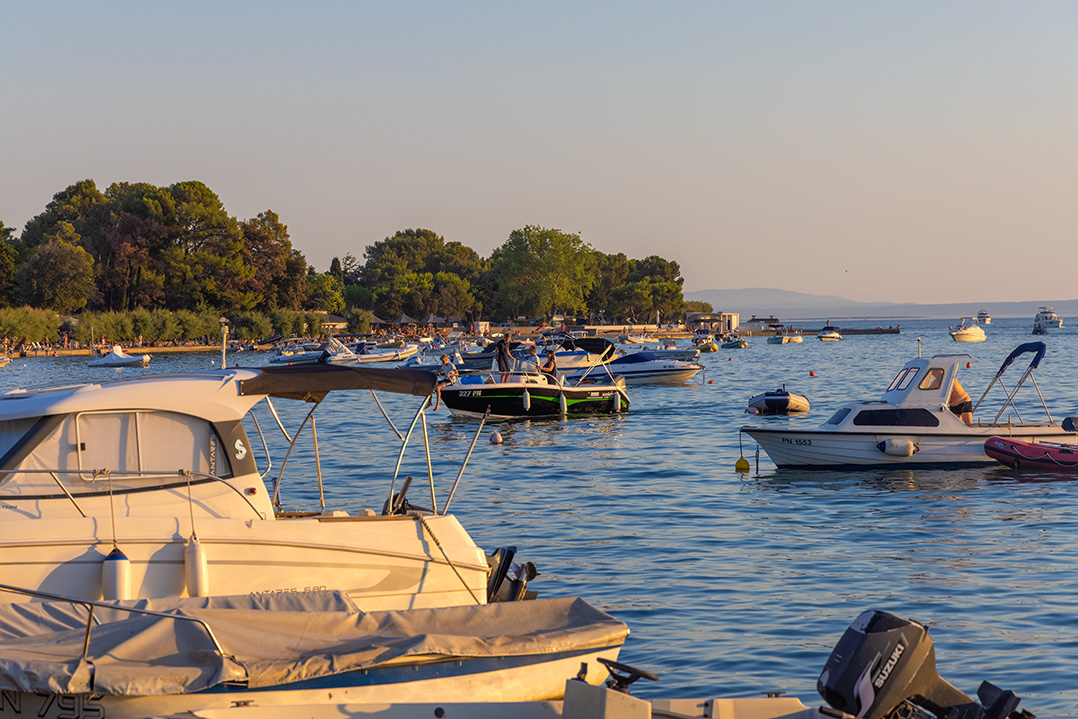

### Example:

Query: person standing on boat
xmin=495 ymin=333 xmax=513 ymax=382
xmin=949 ymin=379 xmax=973 ymax=424
xmin=431 ymin=354 xmax=459 ymax=411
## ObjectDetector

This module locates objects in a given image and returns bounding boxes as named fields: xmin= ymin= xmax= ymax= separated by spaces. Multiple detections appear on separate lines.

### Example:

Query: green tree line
xmin=0 ymin=180 xmax=712 ymax=328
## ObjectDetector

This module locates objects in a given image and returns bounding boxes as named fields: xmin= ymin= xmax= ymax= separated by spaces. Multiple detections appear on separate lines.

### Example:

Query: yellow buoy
xmin=735 ymin=456 xmax=751 ymax=473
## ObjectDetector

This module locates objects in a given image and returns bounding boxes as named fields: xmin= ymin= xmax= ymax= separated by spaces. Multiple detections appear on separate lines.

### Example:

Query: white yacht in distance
xmin=976 ymin=309 xmax=991 ymax=324
xmin=1035 ymin=306 xmax=1063 ymax=328
xmin=818 ymin=323 xmax=843 ymax=341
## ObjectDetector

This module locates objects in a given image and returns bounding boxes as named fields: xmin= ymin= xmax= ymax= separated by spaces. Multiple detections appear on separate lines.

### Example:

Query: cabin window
xmin=918 ymin=368 xmax=945 ymax=391
xmin=73 ymin=410 xmax=231 ymax=480
xmin=824 ymin=407 xmax=852 ymax=425
xmin=896 ymin=369 xmax=919 ymax=391
xmin=0 ymin=418 xmax=39 ymax=460
xmin=886 ymin=368 xmax=918 ymax=392
xmin=852 ymin=408 xmax=940 ymax=427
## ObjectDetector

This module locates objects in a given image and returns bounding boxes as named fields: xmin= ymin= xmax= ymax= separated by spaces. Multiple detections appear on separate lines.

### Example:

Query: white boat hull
xmin=742 ymin=424 xmax=1078 ymax=468
xmin=0 ymin=648 xmax=624 ymax=719
xmin=0 ymin=514 xmax=489 ymax=611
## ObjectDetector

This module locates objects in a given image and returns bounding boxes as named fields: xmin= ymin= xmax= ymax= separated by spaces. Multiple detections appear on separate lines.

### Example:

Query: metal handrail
xmin=0 ymin=582 xmax=227 ymax=664
xmin=0 ymin=468 xmax=265 ymax=520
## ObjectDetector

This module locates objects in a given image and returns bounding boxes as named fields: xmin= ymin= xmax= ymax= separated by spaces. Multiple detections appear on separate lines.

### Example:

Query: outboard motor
xmin=818 ymin=610 xmax=1033 ymax=719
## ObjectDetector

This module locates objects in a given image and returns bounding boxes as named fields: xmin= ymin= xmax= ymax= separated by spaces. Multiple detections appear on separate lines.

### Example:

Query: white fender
xmin=877 ymin=438 xmax=918 ymax=457
xmin=185 ymin=535 xmax=210 ymax=597
xmin=102 ymin=546 xmax=132 ymax=601
xmin=559 ymin=393 xmax=568 ymax=414
xmin=522 ymin=389 xmax=531 ymax=411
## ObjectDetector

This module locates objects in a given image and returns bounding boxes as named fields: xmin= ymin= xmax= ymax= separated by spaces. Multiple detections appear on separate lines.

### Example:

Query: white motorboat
xmin=351 ymin=340 xmax=420 ymax=363
xmin=0 ymin=596 xmax=1032 ymax=719
xmin=741 ymin=341 xmax=1078 ymax=468
xmin=563 ymin=352 xmax=704 ymax=386
xmin=87 ymin=345 xmax=150 ymax=367
xmin=267 ymin=341 xmax=325 ymax=365
xmin=0 ymin=365 xmax=536 ymax=610
xmin=0 ymin=587 xmax=626 ymax=716
xmin=632 ymin=338 xmax=700 ymax=362
xmin=1035 ymin=306 xmax=1063 ymax=328
xmin=977 ymin=309 xmax=992 ymax=324
xmin=817 ymin=323 xmax=843 ymax=342
xmin=948 ymin=317 xmax=986 ymax=342
xmin=766 ymin=326 xmax=802 ymax=344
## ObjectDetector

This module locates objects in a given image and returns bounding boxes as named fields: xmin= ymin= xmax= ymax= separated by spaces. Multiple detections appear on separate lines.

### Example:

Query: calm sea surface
xmin=7 ymin=317 xmax=1078 ymax=716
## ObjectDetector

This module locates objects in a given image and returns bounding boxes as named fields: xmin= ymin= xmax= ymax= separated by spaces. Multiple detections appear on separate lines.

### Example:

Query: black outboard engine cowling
xmin=818 ymin=610 xmax=1031 ymax=719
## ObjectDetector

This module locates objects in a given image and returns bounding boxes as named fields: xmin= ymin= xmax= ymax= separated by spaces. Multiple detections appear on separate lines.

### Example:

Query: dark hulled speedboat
xmin=440 ymin=373 xmax=629 ymax=419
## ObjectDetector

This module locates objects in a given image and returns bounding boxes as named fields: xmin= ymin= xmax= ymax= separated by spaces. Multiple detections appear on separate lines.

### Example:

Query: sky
xmin=2 ymin=2 xmax=1076 ymax=305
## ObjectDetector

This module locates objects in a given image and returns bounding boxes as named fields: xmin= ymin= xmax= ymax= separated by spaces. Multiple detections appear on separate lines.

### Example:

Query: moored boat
xmin=977 ymin=309 xmax=992 ymax=324
xmin=1035 ymin=306 xmax=1063 ymax=328
xmin=635 ymin=338 xmax=700 ymax=362
xmin=742 ymin=342 xmax=1078 ymax=468
xmin=719 ymin=333 xmax=747 ymax=349
xmin=746 ymin=386 xmax=810 ymax=415
xmin=0 ymin=597 xmax=1032 ymax=719
xmin=984 ymin=435 xmax=1078 ymax=471
xmin=766 ymin=326 xmax=802 ymax=344
xmin=562 ymin=352 xmax=704 ymax=386
xmin=0 ymin=365 xmax=534 ymax=610
xmin=88 ymin=345 xmax=151 ymax=367
xmin=0 ymin=588 xmax=627 ymax=716
xmin=948 ymin=317 xmax=986 ymax=342
xmin=439 ymin=372 xmax=629 ymax=419
xmin=817 ymin=323 xmax=842 ymax=341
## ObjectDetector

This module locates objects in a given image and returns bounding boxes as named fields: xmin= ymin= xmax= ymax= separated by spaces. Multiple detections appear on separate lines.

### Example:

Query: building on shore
xmin=686 ymin=312 xmax=739 ymax=334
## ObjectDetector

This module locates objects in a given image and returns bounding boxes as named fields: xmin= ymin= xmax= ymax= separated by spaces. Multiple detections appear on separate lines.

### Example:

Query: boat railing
xmin=0 ymin=582 xmax=226 ymax=666
xmin=0 ymin=468 xmax=266 ymax=520
xmin=257 ymin=391 xmax=488 ymax=519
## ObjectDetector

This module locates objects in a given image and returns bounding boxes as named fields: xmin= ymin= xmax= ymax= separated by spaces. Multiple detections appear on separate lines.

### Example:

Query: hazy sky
xmin=3 ymin=3 xmax=1076 ymax=304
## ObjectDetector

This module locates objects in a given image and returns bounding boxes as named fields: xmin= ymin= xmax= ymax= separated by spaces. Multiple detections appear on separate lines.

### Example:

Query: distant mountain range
xmin=684 ymin=288 xmax=1078 ymax=321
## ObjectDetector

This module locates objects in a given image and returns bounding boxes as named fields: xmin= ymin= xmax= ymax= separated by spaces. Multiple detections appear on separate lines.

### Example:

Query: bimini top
xmin=0 ymin=365 xmax=438 ymax=424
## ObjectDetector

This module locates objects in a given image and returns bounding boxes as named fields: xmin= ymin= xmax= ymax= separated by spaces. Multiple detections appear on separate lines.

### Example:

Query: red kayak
xmin=984 ymin=435 xmax=1078 ymax=470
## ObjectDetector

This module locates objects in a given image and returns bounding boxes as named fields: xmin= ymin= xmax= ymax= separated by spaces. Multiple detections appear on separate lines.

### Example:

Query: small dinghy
xmin=87 ymin=345 xmax=150 ymax=367
xmin=985 ymin=435 xmax=1078 ymax=471
xmin=745 ymin=386 xmax=810 ymax=415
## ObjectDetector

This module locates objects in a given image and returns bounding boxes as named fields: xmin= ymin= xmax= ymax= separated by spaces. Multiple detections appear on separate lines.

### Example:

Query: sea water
xmin=6 ymin=316 xmax=1078 ymax=716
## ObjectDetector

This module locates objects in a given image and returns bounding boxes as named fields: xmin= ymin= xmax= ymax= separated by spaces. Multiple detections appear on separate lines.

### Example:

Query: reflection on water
xmin=2 ymin=319 xmax=1078 ymax=715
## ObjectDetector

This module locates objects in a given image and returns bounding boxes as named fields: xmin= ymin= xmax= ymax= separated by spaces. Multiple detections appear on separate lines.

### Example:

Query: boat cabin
xmin=819 ymin=354 xmax=973 ymax=431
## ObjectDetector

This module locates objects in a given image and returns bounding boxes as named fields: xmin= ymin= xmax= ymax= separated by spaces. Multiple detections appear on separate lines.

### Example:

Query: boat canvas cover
xmin=0 ymin=592 xmax=627 ymax=695
xmin=239 ymin=364 xmax=437 ymax=401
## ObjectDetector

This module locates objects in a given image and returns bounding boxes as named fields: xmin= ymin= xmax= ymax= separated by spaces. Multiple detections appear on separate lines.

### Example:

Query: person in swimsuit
xmin=949 ymin=379 xmax=973 ymax=424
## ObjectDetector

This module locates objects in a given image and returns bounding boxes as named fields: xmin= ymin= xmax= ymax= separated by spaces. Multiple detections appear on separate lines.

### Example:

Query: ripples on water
xmin=7 ymin=318 xmax=1078 ymax=716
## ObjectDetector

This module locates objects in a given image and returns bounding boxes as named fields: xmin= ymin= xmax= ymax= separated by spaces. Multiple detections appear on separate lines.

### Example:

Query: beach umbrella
xmin=420 ymin=314 xmax=444 ymax=325
xmin=394 ymin=314 xmax=417 ymax=324
xmin=368 ymin=315 xmax=389 ymax=325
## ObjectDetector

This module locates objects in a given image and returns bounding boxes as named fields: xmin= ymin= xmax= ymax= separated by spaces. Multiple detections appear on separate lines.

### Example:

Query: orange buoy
xmin=966 ymin=362 xmax=971 ymax=368
xmin=708 ymin=379 xmax=714 ymax=384
xmin=728 ymin=357 xmax=733 ymax=361
xmin=809 ymin=370 xmax=816 ymax=377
